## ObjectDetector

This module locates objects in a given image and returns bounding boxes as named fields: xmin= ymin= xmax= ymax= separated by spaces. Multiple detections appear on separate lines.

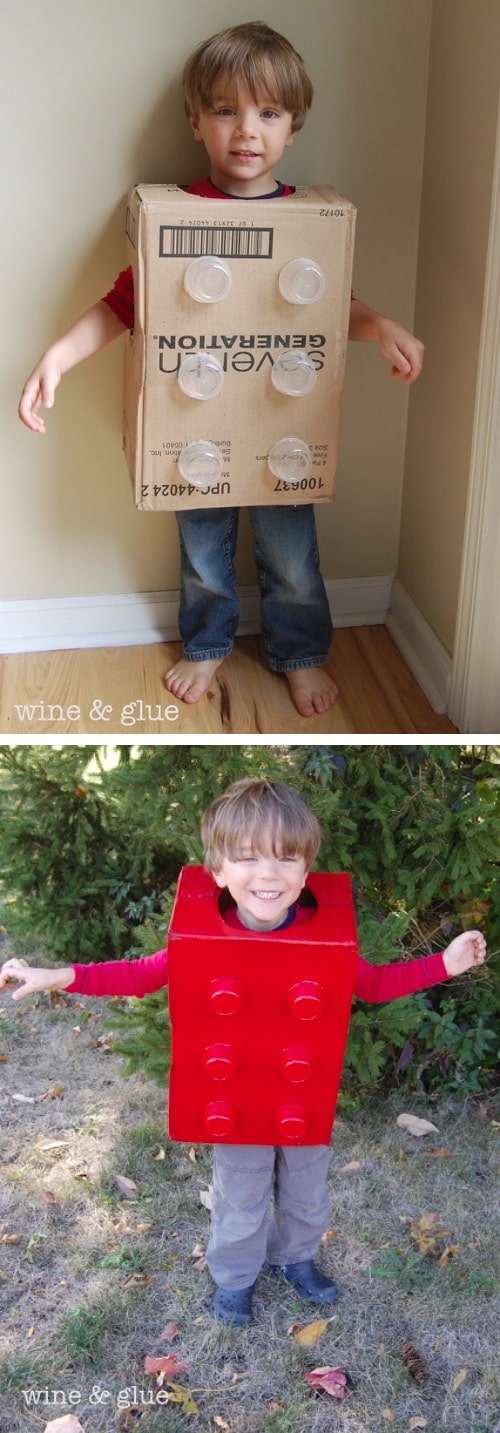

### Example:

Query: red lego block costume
xmin=167 ymin=866 xmax=358 ymax=1146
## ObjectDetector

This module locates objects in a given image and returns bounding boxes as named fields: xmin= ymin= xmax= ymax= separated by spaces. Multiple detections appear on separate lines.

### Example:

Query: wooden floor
xmin=0 ymin=628 xmax=456 ymax=736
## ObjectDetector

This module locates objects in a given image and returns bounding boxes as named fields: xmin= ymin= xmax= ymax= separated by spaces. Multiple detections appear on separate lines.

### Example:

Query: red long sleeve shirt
xmin=67 ymin=918 xmax=449 ymax=1004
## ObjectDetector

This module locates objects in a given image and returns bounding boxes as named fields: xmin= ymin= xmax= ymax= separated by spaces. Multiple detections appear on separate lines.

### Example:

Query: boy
xmin=0 ymin=778 xmax=486 ymax=1328
xmin=18 ymin=23 xmax=424 ymax=719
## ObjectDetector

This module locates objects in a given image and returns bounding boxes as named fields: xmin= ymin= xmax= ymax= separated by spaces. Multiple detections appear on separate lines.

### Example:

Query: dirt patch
xmin=1 ymin=975 xmax=499 ymax=1433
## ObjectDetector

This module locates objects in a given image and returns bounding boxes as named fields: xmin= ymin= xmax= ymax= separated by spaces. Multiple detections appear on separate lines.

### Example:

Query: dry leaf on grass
xmin=409 ymin=1419 xmax=428 ymax=1430
xmin=304 ymin=1366 xmax=348 ymax=1399
xmin=161 ymin=1382 xmax=199 ymax=1415
xmin=339 ymin=1160 xmax=363 ymax=1174
xmin=43 ymin=1418 xmax=85 ymax=1433
xmin=451 ymin=1368 xmax=468 ymax=1394
xmin=400 ymin=1212 xmax=457 ymax=1262
xmin=397 ymin=1114 xmax=439 ymax=1137
xmin=288 ymin=1316 xmax=335 ymax=1347
xmin=199 ymin=1186 xmax=213 ymax=1210
xmin=115 ymin=1175 xmax=139 ymax=1199
xmin=144 ymin=1353 xmax=188 ymax=1377
xmin=381 ymin=1410 xmax=395 ymax=1423
xmin=160 ymin=1320 xmax=181 ymax=1342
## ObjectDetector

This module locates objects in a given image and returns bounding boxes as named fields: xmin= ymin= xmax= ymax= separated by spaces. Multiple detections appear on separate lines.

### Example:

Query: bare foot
xmin=285 ymin=666 xmax=339 ymax=717
xmin=163 ymin=656 xmax=223 ymax=704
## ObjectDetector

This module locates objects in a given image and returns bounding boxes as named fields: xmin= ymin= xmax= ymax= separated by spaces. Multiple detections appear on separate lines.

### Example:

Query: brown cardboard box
xmin=123 ymin=184 xmax=356 ymax=511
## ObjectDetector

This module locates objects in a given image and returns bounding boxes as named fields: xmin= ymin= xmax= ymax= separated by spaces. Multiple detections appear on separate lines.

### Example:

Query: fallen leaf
xmin=451 ymin=1368 xmax=467 ymax=1394
xmin=339 ymin=1160 xmax=363 ymax=1174
xmin=123 ymin=1273 xmax=154 ymax=1288
xmin=115 ymin=1175 xmax=139 ymax=1199
xmin=421 ymin=1148 xmax=451 ymax=1158
xmin=152 ymin=1147 xmax=166 ymax=1161
xmin=437 ymin=1243 xmax=459 ymax=1266
xmin=397 ymin=1114 xmax=439 ymax=1137
xmin=12 ymin=1092 xmax=36 ymax=1103
xmin=213 ymin=1418 xmax=231 ymax=1430
xmin=42 ymin=1419 xmax=85 ymax=1433
xmin=289 ymin=1317 xmax=334 ymax=1347
xmin=304 ymin=1366 xmax=347 ymax=1399
xmin=144 ymin=1353 xmax=187 ymax=1377
xmin=162 ymin=1382 xmax=199 ymax=1415
xmin=381 ymin=1410 xmax=395 ymax=1423
xmin=401 ymin=1211 xmax=454 ymax=1259
xmin=409 ymin=1419 xmax=428 ymax=1430
xmin=0 ymin=1232 xmax=21 ymax=1245
xmin=199 ymin=1187 xmax=213 ymax=1210
xmin=35 ymin=1140 xmax=70 ymax=1152
xmin=42 ymin=1083 xmax=65 ymax=1101
xmin=189 ymin=1146 xmax=200 ymax=1163
xmin=160 ymin=1321 xmax=181 ymax=1342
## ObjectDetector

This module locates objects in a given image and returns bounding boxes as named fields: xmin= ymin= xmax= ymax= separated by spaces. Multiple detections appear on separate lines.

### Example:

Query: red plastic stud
xmin=203 ymin=1043 xmax=236 ymax=1081
xmin=287 ymin=979 xmax=324 ymax=1020
xmin=277 ymin=1103 xmax=308 ymax=1140
xmin=207 ymin=976 xmax=244 ymax=1015
xmin=203 ymin=1100 xmax=235 ymax=1138
xmin=280 ymin=1045 xmax=314 ymax=1082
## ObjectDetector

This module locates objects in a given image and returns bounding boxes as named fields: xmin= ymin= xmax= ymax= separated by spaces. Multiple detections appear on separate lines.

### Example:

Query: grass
xmin=0 ymin=978 xmax=499 ymax=1432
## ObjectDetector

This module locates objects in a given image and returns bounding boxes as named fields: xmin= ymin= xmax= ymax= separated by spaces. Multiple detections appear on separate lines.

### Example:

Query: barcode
xmin=159 ymin=225 xmax=273 ymax=258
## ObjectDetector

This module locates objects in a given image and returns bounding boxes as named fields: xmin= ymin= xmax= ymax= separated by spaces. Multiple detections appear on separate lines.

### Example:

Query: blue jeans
xmin=175 ymin=504 xmax=333 ymax=672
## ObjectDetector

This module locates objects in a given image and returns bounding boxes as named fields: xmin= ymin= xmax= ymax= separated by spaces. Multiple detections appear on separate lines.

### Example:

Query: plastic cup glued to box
xmin=279 ymin=258 xmax=326 ymax=304
xmin=178 ymin=352 xmax=224 ymax=400
xmin=183 ymin=255 xmax=232 ymax=303
xmin=267 ymin=436 xmax=312 ymax=481
xmin=271 ymin=352 xmax=317 ymax=396
xmin=178 ymin=440 xmax=224 ymax=489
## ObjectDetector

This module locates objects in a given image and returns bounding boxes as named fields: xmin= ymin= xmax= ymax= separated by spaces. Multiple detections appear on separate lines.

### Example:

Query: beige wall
xmin=398 ymin=0 xmax=500 ymax=654
xmin=2 ymin=0 xmax=432 ymax=604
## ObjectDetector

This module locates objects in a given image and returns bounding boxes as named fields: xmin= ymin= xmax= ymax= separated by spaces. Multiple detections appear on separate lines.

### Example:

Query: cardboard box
xmin=123 ymin=184 xmax=356 ymax=511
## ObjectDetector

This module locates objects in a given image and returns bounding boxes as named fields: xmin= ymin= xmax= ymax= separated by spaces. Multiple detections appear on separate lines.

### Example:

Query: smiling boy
xmin=0 ymin=777 xmax=487 ymax=1327
xmin=18 ymin=22 xmax=424 ymax=719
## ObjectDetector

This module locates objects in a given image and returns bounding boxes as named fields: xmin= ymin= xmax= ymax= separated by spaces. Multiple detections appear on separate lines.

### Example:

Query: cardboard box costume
xmin=123 ymin=185 xmax=356 ymax=511
xmin=167 ymin=866 xmax=358 ymax=1145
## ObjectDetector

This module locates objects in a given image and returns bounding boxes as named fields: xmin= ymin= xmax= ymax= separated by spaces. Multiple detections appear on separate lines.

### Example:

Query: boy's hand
xmin=442 ymin=930 xmax=487 ymax=977
xmin=0 ymin=958 xmax=64 ymax=1001
xmin=374 ymin=315 xmax=424 ymax=385
xmin=18 ymin=356 xmax=62 ymax=433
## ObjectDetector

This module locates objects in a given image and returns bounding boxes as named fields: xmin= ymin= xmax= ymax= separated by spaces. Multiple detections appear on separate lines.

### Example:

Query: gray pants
xmin=206 ymin=1144 xmax=331 ymax=1290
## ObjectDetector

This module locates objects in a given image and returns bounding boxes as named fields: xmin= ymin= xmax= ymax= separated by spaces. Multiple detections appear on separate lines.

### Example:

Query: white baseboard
xmin=0 ymin=576 xmax=392 ymax=655
xmin=386 ymin=579 xmax=452 ymax=714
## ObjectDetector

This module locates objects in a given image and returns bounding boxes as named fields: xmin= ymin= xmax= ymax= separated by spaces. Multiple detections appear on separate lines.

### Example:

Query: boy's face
xmin=189 ymin=78 xmax=296 ymax=197
xmin=212 ymin=848 xmax=308 ymax=930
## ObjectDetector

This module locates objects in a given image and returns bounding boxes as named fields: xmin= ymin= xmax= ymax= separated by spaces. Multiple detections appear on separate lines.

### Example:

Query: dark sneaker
xmin=211 ymin=1282 xmax=256 ymax=1326
xmin=264 ymin=1259 xmax=339 ymax=1304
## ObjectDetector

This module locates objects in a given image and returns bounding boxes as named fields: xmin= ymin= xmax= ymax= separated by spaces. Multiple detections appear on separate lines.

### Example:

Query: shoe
xmin=264 ymin=1259 xmax=339 ymax=1304
xmin=211 ymin=1282 xmax=255 ymax=1326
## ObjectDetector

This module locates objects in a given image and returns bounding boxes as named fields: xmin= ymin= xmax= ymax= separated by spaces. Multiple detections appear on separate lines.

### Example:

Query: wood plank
xmin=0 ymin=630 xmax=456 ymax=737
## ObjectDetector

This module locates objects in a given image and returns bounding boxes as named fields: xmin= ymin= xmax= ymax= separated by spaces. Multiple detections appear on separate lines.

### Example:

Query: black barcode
xmin=159 ymin=225 xmax=273 ymax=258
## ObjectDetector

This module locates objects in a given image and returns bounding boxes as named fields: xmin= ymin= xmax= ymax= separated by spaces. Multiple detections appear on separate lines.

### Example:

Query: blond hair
xmin=201 ymin=778 xmax=322 ymax=870
xmin=183 ymin=21 xmax=313 ymax=131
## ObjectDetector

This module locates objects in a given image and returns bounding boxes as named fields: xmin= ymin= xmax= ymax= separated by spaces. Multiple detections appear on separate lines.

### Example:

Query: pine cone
xmin=400 ymin=1342 xmax=428 ymax=1385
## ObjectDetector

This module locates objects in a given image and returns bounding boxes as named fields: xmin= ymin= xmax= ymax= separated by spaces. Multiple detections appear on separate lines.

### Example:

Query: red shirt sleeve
xmin=354 ymin=950 xmax=449 ymax=1003
xmin=101 ymin=266 xmax=135 ymax=329
xmin=67 ymin=947 xmax=168 ymax=998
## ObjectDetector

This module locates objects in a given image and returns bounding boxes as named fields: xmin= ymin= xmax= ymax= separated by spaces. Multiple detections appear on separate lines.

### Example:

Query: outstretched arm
xmin=18 ymin=302 xmax=127 ymax=433
xmin=349 ymin=297 xmax=424 ymax=385
xmin=0 ymin=957 xmax=75 ymax=1000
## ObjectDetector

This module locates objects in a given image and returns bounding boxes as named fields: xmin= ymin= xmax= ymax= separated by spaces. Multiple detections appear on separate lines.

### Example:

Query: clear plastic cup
xmin=267 ymin=436 xmax=313 ymax=481
xmin=178 ymin=440 xmax=224 ymax=489
xmin=177 ymin=352 xmax=224 ymax=400
xmin=278 ymin=257 xmax=326 ymax=305
xmin=183 ymin=255 xmax=232 ymax=303
xmin=271 ymin=352 xmax=317 ymax=396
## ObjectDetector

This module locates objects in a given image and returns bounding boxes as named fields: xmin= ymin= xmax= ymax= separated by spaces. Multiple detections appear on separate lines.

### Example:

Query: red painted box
xmin=167 ymin=866 xmax=358 ymax=1145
